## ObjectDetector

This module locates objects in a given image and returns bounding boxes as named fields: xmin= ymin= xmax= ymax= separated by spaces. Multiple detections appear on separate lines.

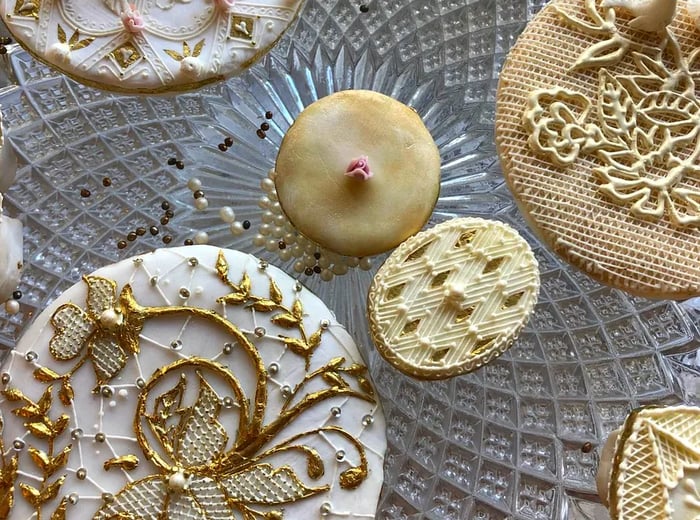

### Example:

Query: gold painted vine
xmin=0 ymin=251 xmax=376 ymax=519
xmin=523 ymin=0 xmax=700 ymax=227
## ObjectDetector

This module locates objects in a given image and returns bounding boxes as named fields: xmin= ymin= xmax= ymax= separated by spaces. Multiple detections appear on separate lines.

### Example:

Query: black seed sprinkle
xmin=150 ymin=226 xmax=159 ymax=236
xmin=242 ymin=220 xmax=251 ymax=230
xmin=12 ymin=291 xmax=22 ymax=300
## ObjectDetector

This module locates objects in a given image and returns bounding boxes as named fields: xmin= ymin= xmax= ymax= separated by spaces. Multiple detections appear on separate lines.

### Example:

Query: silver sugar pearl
xmin=179 ymin=288 xmax=190 ymax=299
xmin=76 ymin=468 xmax=87 ymax=480
xmin=132 ymin=258 xmax=143 ymax=265
xmin=320 ymin=319 xmax=330 ymax=330
xmin=150 ymin=276 xmax=159 ymax=286
xmin=136 ymin=378 xmax=146 ymax=389
xmin=25 ymin=351 xmax=37 ymax=362
xmin=102 ymin=493 xmax=115 ymax=504
xmin=68 ymin=493 xmax=79 ymax=505
xmin=170 ymin=340 xmax=183 ymax=351
xmin=268 ymin=362 xmax=279 ymax=375
xmin=95 ymin=432 xmax=106 ymax=443
xmin=223 ymin=343 xmax=233 ymax=355
xmin=294 ymin=281 xmax=303 ymax=292
xmin=335 ymin=450 xmax=345 ymax=462
xmin=320 ymin=502 xmax=332 ymax=516
xmin=330 ymin=407 xmax=341 ymax=418
xmin=188 ymin=257 xmax=199 ymax=267
xmin=12 ymin=439 xmax=24 ymax=450
xmin=258 ymin=260 xmax=269 ymax=271
xmin=254 ymin=327 xmax=266 ymax=338
xmin=71 ymin=428 xmax=83 ymax=440
xmin=1 ymin=373 xmax=10 ymax=385
xmin=362 ymin=414 xmax=374 ymax=426
xmin=281 ymin=385 xmax=292 ymax=398
xmin=222 ymin=397 xmax=234 ymax=409
xmin=100 ymin=386 xmax=113 ymax=398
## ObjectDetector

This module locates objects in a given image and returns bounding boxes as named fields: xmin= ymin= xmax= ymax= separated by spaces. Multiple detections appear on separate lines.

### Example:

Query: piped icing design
xmin=0 ymin=0 xmax=303 ymax=94
xmin=0 ymin=246 xmax=386 ymax=519
xmin=604 ymin=406 xmax=700 ymax=520
xmin=368 ymin=218 xmax=539 ymax=380
xmin=496 ymin=0 xmax=700 ymax=298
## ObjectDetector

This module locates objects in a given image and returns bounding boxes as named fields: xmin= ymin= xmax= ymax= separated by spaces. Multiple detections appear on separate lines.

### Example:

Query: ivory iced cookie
xmin=496 ymin=0 xmax=700 ymax=298
xmin=274 ymin=90 xmax=441 ymax=258
xmin=0 ymin=246 xmax=386 ymax=519
xmin=368 ymin=218 xmax=539 ymax=380
xmin=0 ymin=193 xmax=22 ymax=306
xmin=596 ymin=406 xmax=700 ymax=520
xmin=0 ymin=0 xmax=303 ymax=94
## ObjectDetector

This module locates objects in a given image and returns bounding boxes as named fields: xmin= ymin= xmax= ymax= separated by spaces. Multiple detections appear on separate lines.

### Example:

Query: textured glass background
xmin=1 ymin=1 xmax=700 ymax=519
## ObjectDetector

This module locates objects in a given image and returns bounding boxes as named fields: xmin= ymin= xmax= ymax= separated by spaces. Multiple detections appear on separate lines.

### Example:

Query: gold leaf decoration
xmin=269 ymin=280 xmax=284 ymax=305
xmin=104 ymin=455 xmax=140 ymax=472
xmin=33 ymin=367 xmax=61 ymax=383
xmin=19 ymin=482 xmax=41 ymax=507
xmin=28 ymin=448 xmax=50 ymax=472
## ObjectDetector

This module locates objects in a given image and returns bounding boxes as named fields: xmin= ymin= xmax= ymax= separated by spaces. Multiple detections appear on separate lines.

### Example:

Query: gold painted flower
xmin=94 ymin=359 xmax=371 ymax=520
xmin=49 ymin=276 xmax=144 ymax=386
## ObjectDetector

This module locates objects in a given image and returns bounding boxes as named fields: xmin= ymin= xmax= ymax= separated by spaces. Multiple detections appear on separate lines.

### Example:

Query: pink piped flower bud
xmin=345 ymin=156 xmax=373 ymax=181
xmin=121 ymin=4 xmax=145 ymax=33
xmin=216 ymin=0 xmax=236 ymax=12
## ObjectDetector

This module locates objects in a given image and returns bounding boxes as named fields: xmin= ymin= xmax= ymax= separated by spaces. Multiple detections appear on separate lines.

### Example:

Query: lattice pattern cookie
xmin=368 ymin=218 xmax=539 ymax=380
xmin=496 ymin=0 xmax=700 ymax=298
xmin=0 ymin=0 xmax=303 ymax=94
xmin=597 ymin=406 xmax=700 ymax=520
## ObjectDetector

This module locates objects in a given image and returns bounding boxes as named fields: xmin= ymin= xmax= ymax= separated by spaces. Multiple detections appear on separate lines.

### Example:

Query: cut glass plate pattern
xmin=0 ymin=0 xmax=699 ymax=519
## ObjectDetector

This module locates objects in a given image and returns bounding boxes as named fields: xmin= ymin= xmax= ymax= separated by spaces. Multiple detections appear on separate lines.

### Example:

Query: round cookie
xmin=496 ymin=0 xmax=700 ymax=298
xmin=0 ymin=0 xmax=303 ymax=94
xmin=596 ymin=405 xmax=700 ymax=520
xmin=0 ymin=246 xmax=386 ymax=519
xmin=274 ymin=90 xmax=441 ymax=258
xmin=368 ymin=217 xmax=539 ymax=380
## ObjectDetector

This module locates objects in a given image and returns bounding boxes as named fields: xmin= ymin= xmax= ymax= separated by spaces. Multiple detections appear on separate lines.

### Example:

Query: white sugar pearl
xmin=261 ymin=178 xmax=275 ymax=192
xmin=4 ymin=300 xmax=19 ymax=315
xmin=291 ymin=245 xmax=303 ymax=258
xmin=194 ymin=197 xmax=209 ymax=211
xmin=266 ymin=240 xmax=278 ymax=252
xmin=274 ymin=215 xmax=286 ymax=227
xmin=347 ymin=257 xmax=360 ymax=268
xmin=318 ymin=256 xmax=331 ymax=269
xmin=284 ymin=233 xmax=296 ymax=245
xmin=187 ymin=178 xmax=202 ymax=191
xmin=293 ymin=261 xmax=305 ymax=273
xmin=360 ymin=257 xmax=372 ymax=270
xmin=253 ymin=234 xmax=266 ymax=247
xmin=279 ymin=249 xmax=293 ymax=262
xmin=194 ymin=231 xmax=209 ymax=245
xmin=320 ymin=269 xmax=333 ymax=282
xmin=262 ymin=211 xmax=274 ymax=223
xmin=332 ymin=264 xmax=348 ymax=276
xmin=304 ymin=256 xmax=316 ymax=268
xmin=259 ymin=224 xmax=271 ymax=236
xmin=258 ymin=196 xmax=271 ymax=209
xmin=219 ymin=206 xmax=236 ymax=223
xmin=230 ymin=222 xmax=244 ymax=236
xmin=272 ymin=227 xmax=284 ymax=238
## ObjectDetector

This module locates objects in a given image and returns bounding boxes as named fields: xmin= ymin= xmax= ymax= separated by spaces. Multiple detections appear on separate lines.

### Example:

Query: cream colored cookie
xmin=274 ymin=90 xmax=441 ymax=258
xmin=0 ymin=0 xmax=303 ymax=94
xmin=496 ymin=0 xmax=700 ymax=298
xmin=367 ymin=217 xmax=539 ymax=380
xmin=597 ymin=406 xmax=700 ymax=520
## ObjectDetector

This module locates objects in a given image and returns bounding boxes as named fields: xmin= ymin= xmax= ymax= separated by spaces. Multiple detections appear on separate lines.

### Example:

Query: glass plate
xmin=1 ymin=1 xmax=700 ymax=519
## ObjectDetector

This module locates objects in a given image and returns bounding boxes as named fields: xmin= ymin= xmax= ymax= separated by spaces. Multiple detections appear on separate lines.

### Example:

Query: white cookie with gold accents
xmin=0 ymin=0 xmax=303 ymax=94
xmin=368 ymin=217 xmax=539 ymax=380
xmin=0 ymin=246 xmax=386 ymax=519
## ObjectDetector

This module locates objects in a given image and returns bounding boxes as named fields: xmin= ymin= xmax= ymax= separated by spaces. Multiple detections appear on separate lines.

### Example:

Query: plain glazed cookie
xmin=0 ymin=246 xmax=386 ymax=519
xmin=0 ymin=0 xmax=303 ymax=94
xmin=368 ymin=218 xmax=539 ymax=380
xmin=596 ymin=406 xmax=700 ymax=520
xmin=274 ymin=90 xmax=441 ymax=258
xmin=496 ymin=0 xmax=700 ymax=298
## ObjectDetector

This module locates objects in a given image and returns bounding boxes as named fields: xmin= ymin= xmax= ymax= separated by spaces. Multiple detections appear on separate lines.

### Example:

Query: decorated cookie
xmin=368 ymin=218 xmax=539 ymax=380
xmin=0 ymin=113 xmax=17 ymax=193
xmin=0 ymin=193 xmax=22 ymax=309
xmin=0 ymin=0 xmax=303 ymax=94
xmin=596 ymin=405 xmax=700 ymax=519
xmin=274 ymin=90 xmax=441 ymax=258
xmin=0 ymin=246 xmax=386 ymax=519
xmin=496 ymin=0 xmax=700 ymax=298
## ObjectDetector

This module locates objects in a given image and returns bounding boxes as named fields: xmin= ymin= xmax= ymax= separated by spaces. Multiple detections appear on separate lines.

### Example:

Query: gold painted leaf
xmin=0 ymin=489 xmax=13 ymax=519
xmin=50 ymin=497 xmax=69 ymax=520
xmin=12 ymin=404 xmax=41 ymax=419
xmin=72 ymin=38 xmax=94 ymax=51
xmin=252 ymin=299 xmax=278 ymax=312
xmin=2 ymin=388 xmax=25 ymax=402
xmin=28 ymin=447 xmax=50 ymax=472
xmin=264 ymin=512 xmax=283 ymax=520
xmin=292 ymin=300 xmax=304 ymax=320
xmin=356 ymin=376 xmax=375 ymax=397
xmin=40 ymin=476 xmax=66 ymax=503
xmin=57 ymin=24 xmax=66 ymax=44
xmin=34 ymin=366 xmax=61 ymax=383
xmin=55 ymin=412 xmax=70 ymax=433
xmin=19 ymin=482 xmax=41 ymax=506
xmin=271 ymin=313 xmax=299 ymax=328
xmin=327 ymin=357 xmax=345 ymax=370
xmin=104 ymin=454 xmax=139 ymax=472
xmin=59 ymin=381 xmax=74 ymax=406
xmin=26 ymin=420 xmax=53 ymax=439
xmin=306 ymin=449 xmax=324 ymax=480
xmin=38 ymin=385 xmax=53 ymax=412
xmin=192 ymin=39 xmax=205 ymax=58
xmin=339 ymin=467 xmax=366 ymax=490
xmin=183 ymin=41 xmax=191 ymax=57
xmin=69 ymin=29 xmax=79 ymax=47
xmin=216 ymin=250 xmax=229 ymax=282
xmin=308 ymin=330 xmax=322 ymax=349
xmin=217 ymin=292 xmax=248 ymax=305
xmin=269 ymin=279 xmax=284 ymax=305
xmin=164 ymin=49 xmax=184 ymax=61
xmin=344 ymin=363 xmax=366 ymax=376
xmin=283 ymin=337 xmax=310 ymax=357
xmin=239 ymin=273 xmax=251 ymax=296
xmin=322 ymin=372 xmax=348 ymax=389
xmin=48 ymin=445 xmax=72 ymax=474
